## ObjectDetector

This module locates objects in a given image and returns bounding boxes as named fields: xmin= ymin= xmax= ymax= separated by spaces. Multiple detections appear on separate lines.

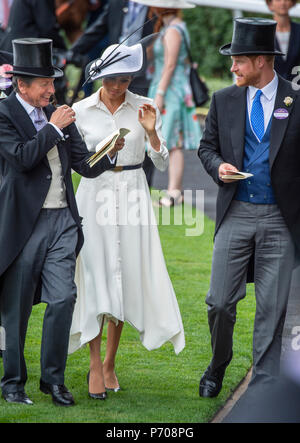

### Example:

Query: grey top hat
xmin=219 ymin=18 xmax=284 ymax=56
xmin=6 ymin=38 xmax=63 ymax=78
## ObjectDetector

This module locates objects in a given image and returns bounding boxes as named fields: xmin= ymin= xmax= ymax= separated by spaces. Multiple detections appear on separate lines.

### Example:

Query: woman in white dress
xmin=69 ymin=40 xmax=185 ymax=399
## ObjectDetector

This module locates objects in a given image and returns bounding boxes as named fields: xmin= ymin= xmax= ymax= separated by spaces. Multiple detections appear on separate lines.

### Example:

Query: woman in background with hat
xmin=132 ymin=0 xmax=201 ymax=207
xmin=265 ymin=0 xmax=300 ymax=81
xmin=68 ymin=40 xmax=185 ymax=399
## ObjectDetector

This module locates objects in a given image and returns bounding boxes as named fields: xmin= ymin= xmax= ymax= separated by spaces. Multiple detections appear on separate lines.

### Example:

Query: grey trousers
xmin=206 ymin=200 xmax=295 ymax=386
xmin=0 ymin=208 xmax=78 ymax=394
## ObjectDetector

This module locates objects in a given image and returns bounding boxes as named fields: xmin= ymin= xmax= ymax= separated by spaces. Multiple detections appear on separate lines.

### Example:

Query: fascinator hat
xmin=130 ymin=0 xmax=195 ymax=8
xmin=84 ymin=34 xmax=156 ymax=85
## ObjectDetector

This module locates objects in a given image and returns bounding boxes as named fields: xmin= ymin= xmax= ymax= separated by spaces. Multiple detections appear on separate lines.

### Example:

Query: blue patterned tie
xmin=250 ymin=90 xmax=264 ymax=142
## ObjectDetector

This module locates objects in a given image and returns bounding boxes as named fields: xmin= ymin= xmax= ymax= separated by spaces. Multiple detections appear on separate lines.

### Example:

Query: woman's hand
xmin=108 ymin=137 xmax=125 ymax=158
xmin=138 ymin=104 xmax=157 ymax=135
xmin=139 ymin=104 xmax=161 ymax=152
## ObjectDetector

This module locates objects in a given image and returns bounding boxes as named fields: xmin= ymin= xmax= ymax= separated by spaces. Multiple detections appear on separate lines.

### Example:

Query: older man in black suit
xmin=0 ymin=38 xmax=122 ymax=406
xmin=198 ymin=18 xmax=300 ymax=398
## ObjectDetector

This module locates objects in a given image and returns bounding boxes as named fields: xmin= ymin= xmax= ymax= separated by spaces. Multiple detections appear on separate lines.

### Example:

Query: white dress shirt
xmin=247 ymin=72 xmax=278 ymax=141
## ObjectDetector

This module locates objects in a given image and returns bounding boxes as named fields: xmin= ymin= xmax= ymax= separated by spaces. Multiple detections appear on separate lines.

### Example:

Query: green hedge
xmin=183 ymin=6 xmax=234 ymax=80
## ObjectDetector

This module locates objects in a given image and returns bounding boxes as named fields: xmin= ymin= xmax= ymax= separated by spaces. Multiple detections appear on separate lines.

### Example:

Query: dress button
xmin=46 ymin=175 xmax=52 ymax=180
xmin=250 ymin=194 xmax=254 ymax=198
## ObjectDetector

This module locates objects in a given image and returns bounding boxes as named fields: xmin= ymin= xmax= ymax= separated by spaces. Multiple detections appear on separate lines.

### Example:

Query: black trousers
xmin=0 ymin=208 xmax=78 ymax=394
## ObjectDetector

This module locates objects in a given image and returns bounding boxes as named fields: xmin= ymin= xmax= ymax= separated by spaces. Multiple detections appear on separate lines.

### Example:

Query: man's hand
xmin=108 ymin=137 xmax=125 ymax=159
xmin=219 ymin=162 xmax=239 ymax=183
xmin=50 ymin=105 xmax=76 ymax=130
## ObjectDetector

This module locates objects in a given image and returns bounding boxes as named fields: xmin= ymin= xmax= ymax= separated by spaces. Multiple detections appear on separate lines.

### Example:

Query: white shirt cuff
xmin=48 ymin=122 xmax=64 ymax=138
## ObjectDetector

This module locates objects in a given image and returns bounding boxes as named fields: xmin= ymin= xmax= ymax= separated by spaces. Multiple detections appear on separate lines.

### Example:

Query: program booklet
xmin=87 ymin=128 xmax=130 ymax=168
xmin=221 ymin=171 xmax=254 ymax=180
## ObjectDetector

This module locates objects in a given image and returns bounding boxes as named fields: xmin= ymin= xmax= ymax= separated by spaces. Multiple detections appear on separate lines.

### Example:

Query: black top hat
xmin=6 ymin=38 xmax=63 ymax=78
xmin=219 ymin=18 xmax=284 ymax=56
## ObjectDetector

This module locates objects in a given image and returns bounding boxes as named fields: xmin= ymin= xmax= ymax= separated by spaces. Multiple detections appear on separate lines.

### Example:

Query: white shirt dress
xmin=68 ymin=89 xmax=185 ymax=355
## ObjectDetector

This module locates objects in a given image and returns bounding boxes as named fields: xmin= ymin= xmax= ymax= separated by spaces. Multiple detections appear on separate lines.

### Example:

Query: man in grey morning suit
xmin=198 ymin=18 xmax=300 ymax=398
xmin=0 ymin=39 xmax=123 ymax=406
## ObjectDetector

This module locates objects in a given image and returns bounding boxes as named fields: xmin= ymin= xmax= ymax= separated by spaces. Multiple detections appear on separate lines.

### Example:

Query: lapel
xmin=228 ymin=86 xmax=247 ymax=170
xmin=269 ymin=75 xmax=296 ymax=169
xmin=5 ymin=92 xmax=37 ymax=140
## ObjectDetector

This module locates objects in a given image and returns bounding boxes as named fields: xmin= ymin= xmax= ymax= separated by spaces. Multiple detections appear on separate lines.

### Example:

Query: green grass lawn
xmin=0 ymin=175 xmax=256 ymax=423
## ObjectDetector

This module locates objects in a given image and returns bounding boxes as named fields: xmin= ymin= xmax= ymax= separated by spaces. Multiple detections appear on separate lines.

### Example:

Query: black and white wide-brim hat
xmin=84 ymin=38 xmax=151 ymax=84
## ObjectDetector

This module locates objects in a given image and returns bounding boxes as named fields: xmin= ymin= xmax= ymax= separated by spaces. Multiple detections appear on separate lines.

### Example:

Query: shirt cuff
xmin=107 ymin=153 xmax=117 ymax=164
xmin=48 ymin=122 xmax=64 ymax=138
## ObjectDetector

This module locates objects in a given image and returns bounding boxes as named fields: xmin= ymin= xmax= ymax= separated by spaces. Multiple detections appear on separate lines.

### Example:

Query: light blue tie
xmin=33 ymin=107 xmax=47 ymax=131
xmin=250 ymin=90 xmax=264 ymax=142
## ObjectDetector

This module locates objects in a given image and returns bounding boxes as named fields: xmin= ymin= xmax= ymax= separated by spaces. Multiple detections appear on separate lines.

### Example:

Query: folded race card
xmin=87 ymin=128 xmax=130 ymax=167
xmin=221 ymin=170 xmax=254 ymax=180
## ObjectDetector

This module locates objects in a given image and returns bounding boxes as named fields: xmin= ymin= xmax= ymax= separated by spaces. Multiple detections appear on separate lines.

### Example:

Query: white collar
xmin=83 ymin=87 xmax=137 ymax=110
xmin=248 ymin=72 xmax=278 ymax=102
xmin=16 ymin=93 xmax=36 ymax=115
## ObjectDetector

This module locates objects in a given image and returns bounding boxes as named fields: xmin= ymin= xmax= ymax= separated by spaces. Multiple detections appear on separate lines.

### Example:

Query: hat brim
xmin=84 ymin=59 xmax=145 ymax=84
xmin=5 ymin=66 xmax=64 ymax=78
xmin=219 ymin=43 xmax=284 ymax=57
xmin=85 ymin=43 xmax=147 ymax=84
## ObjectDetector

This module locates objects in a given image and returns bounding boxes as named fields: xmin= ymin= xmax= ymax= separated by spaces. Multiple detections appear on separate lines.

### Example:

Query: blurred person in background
xmin=0 ymin=0 xmax=66 ymax=52
xmin=0 ymin=0 xmax=13 ymax=43
xmin=0 ymin=49 xmax=13 ymax=97
xmin=266 ymin=0 xmax=300 ymax=81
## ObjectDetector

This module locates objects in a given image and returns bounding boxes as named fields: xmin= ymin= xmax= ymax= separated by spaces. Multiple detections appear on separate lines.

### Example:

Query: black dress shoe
xmin=2 ymin=391 xmax=33 ymax=405
xmin=40 ymin=379 xmax=75 ymax=406
xmin=87 ymin=371 xmax=107 ymax=400
xmin=199 ymin=367 xmax=224 ymax=398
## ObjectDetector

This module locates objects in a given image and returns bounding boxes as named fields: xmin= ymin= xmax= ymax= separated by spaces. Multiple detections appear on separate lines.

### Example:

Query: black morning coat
xmin=198 ymin=75 xmax=300 ymax=279
xmin=0 ymin=92 xmax=115 ymax=290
